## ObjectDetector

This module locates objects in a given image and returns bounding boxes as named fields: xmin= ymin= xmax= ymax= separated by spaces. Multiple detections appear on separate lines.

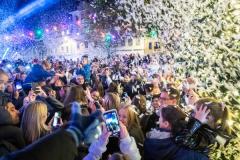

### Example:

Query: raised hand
xmin=194 ymin=105 xmax=210 ymax=124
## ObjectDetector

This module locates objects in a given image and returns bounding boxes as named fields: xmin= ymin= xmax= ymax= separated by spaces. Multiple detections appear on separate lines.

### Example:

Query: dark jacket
xmin=144 ymin=138 xmax=208 ymax=160
xmin=175 ymin=118 xmax=232 ymax=154
xmin=129 ymin=125 xmax=144 ymax=147
xmin=123 ymin=80 xmax=144 ymax=99
xmin=35 ymin=96 xmax=64 ymax=123
xmin=140 ymin=112 xmax=159 ymax=136
xmin=23 ymin=64 xmax=54 ymax=92
xmin=0 ymin=108 xmax=25 ymax=156
xmin=1 ymin=129 xmax=77 ymax=160
xmin=129 ymin=125 xmax=145 ymax=157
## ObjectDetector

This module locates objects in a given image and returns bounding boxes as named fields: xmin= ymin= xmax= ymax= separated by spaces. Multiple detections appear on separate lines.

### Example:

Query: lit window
xmin=154 ymin=42 xmax=160 ymax=49
xmin=136 ymin=38 xmax=141 ymax=46
xmin=85 ymin=41 xmax=88 ymax=48
xmin=121 ymin=39 xmax=125 ymax=46
xmin=149 ymin=42 xmax=152 ymax=50
xmin=128 ymin=38 xmax=133 ymax=46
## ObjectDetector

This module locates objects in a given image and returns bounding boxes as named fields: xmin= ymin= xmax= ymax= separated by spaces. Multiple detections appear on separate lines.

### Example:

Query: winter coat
xmin=1 ymin=129 xmax=77 ymax=160
xmin=140 ymin=112 xmax=159 ymax=136
xmin=175 ymin=118 xmax=232 ymax=154
xmin=0 ymin=108 xmax=25 ymax=156
xmin=144 ymin=129 xmax=208 ymax=160
xmin=23 ymin=64 xmax=54 ymax=92
xmin=35 ymin=96 xmax=64 ymax=123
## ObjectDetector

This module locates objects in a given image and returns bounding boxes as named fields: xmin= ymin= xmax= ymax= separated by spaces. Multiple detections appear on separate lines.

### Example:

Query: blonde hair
xmin=119 ymin=104 xmax=140 ymax=131
xmin=21 ymin=101 xmax=50 ymax=143
xmin=103 ymin=93 xmax=120 ymax=111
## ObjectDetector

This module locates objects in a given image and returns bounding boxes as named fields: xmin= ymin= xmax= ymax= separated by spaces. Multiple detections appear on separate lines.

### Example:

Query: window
xmin=149 ymin=42 xmax=152 ymax=50
xmin=61 ymin=46 xmax=64 ymax=51
xmin=66 ymin=46 xmax=69 ymax=52
xmin=136 ymin=38 xmax=141 ymax=46
xmin=121 ymin=39 xmax=125 ymax=46
xmin=154 ymin=42 xmax=160 ymax=49
xmin=77 ymin=43 xmax=80 ymax=49
xmin=84 ymin=41 xmax=88 ymax=48
xmin=128 ymin=38 xmax=133 ymax=46
xmin=94 ymin=41 xmax=97 ymax=47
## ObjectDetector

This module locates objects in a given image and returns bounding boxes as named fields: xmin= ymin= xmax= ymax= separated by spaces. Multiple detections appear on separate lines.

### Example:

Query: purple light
xmin=29 ymin=31 xmax=34 ymax=37
xmin=53 ymin=26 xmax=57 ymax=31
xmin=76 ymin=20 xmax=81 ymax=25
xmin=45 ymin=29 xmax=49 ymax=33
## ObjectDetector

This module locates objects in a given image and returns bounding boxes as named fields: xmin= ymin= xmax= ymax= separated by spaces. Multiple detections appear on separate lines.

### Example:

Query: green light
xmin=150 ymin=30 xmax=158 ymax=38
xmin=105 ymin=33 xmax=112 ymax=42
xmin=35 ymin=29 xmax=43 ymax=39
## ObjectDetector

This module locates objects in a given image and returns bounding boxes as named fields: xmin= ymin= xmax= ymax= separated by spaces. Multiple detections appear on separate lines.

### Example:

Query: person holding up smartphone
xmin=83 ymin=122 xmax=141 ymax=160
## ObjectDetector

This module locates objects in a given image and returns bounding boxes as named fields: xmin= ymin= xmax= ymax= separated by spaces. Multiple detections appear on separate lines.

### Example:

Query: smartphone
xmin=31 ymin=83 xmax=41 ymax=94
xmin=52 ymin=112 xmax=61 ymax=128
xmin=15 ymin=83 xmax=22 ymax=90
xmin=103 ymin=109 xmax=121 ymax=136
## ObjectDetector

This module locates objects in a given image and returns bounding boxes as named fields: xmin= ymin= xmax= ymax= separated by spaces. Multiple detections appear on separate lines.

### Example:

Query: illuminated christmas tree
xmin=88 ymin=0 xmax=240 ymax=159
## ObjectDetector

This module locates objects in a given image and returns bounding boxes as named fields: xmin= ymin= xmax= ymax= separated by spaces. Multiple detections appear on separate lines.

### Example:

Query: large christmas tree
xmin=87 ymin=0 xmax=240 ymax=159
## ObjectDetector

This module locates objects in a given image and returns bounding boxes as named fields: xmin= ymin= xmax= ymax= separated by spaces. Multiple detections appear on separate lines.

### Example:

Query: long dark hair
xmin=161 ymin=106 xmax=187 ymax=136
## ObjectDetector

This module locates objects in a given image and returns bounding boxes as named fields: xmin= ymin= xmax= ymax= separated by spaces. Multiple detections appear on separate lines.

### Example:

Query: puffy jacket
xmin=144 ymin=129 xmax=208 ymax=160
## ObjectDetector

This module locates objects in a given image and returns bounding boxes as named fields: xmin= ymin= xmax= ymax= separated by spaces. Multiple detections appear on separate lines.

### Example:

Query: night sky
xmin=0 ymin=0 xmax=78 ymax=31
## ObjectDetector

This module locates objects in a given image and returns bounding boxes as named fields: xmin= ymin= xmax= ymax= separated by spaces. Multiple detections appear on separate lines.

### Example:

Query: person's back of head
xmin=103 ymin=93 xmax=120 ymax=111
xmin=158 ymin=105 xmax=187 ymax=136
xmin=64 ymin=85 xmax=88 ymax=107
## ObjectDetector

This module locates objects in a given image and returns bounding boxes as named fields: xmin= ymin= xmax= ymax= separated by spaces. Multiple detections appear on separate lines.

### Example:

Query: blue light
xmin=6 ymin=64 xmax=12 ymax=69
xmin=0 ymin=0 xmax=59 ymax=31
xmin=25 ymin=65 xmax=31 ymax=70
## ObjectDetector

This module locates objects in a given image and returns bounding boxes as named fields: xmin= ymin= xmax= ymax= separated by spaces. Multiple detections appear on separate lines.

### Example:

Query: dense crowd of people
xmin=0 ymin=54 xmax=233 ymax=160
